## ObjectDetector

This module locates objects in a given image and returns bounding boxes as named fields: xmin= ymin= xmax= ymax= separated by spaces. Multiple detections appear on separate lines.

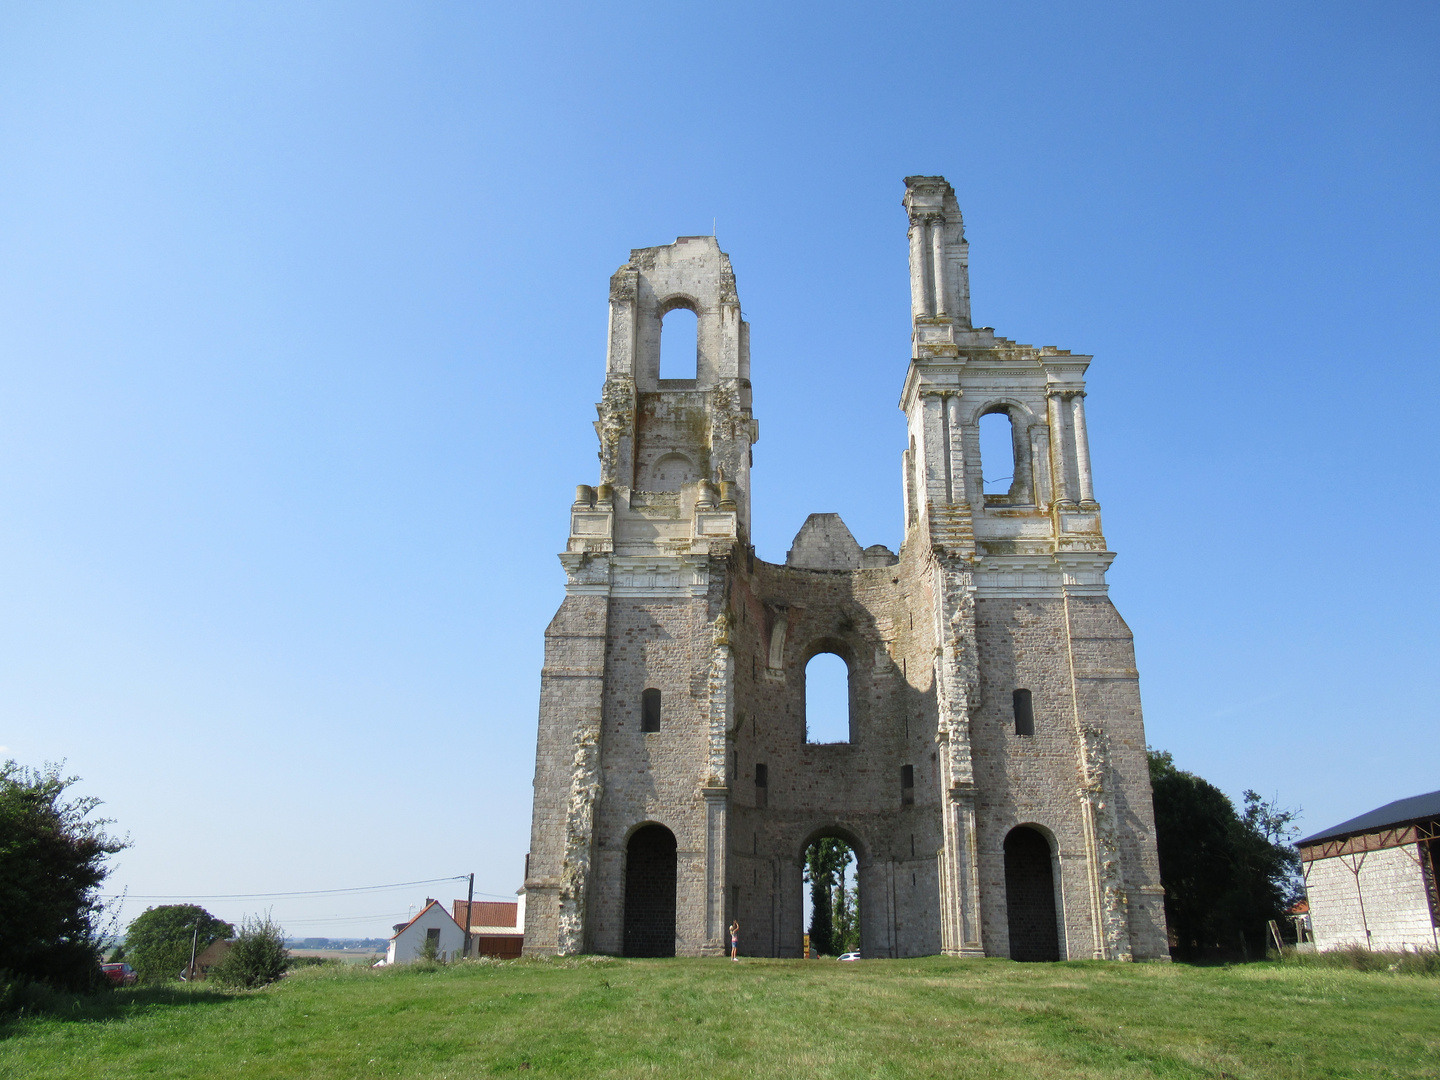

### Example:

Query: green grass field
xmin=2 ymin=956 xmax=1436 ymax=1079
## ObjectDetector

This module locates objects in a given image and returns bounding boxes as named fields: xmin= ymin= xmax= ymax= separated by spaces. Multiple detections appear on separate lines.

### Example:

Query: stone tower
xmin=523 ymin=181 xmax=1169 ymax=961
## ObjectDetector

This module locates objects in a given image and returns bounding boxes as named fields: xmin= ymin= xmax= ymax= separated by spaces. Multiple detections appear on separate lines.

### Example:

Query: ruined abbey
xmin=522 ymin=176 xmax=1169 ymax=961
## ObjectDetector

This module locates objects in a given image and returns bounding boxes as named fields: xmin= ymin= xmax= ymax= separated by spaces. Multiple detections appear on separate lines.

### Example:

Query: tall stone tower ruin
xmin=523 ymin=179 xmax=1169 ymax=961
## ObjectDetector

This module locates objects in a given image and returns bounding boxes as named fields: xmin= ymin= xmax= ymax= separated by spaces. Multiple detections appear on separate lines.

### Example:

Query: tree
xmin=805 ymin=838 xmax=853 ymax=955
xmin=125 ymin=905 xmax=234 ymax=984
xmin=833 ymin=877 xmax=860 ymax=955
xmin=209 ymin=914 xmax=288 ymax=988
xmin=0 ymin=760 xmax=129 ymax=992
xmin=1148 ymin=749 xmax=1302 ymax=960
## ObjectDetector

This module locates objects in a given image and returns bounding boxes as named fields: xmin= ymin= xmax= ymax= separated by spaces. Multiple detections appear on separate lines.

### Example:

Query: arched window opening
xmin=1004 ymin=826 xmax=1060 ymax=962
xmin=641 ymin=688 xmax=661 ymax=733
xmin=1012 ymin=689 xmax=1034 ymax=737
xmin=803 ymin=837 xmax=859 ymax=957
xmin=979 ymin=410 xmax=1016 ymax=495
xmin=623 ymin=824 xmax=677 ymax=957
xmin=804 ymin=652 xmax=851 ymax=744
xmin=659 ymin=306 xmax=698 ymax=380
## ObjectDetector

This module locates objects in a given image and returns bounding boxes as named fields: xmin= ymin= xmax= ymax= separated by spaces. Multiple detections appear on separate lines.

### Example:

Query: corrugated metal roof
xmin=1298 ymin=789 xmax=1440 ymax=845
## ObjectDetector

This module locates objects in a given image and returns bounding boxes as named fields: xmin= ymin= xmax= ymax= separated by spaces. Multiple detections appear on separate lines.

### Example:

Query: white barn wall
xmin=1305 ymin=845 xmax=1439 ymax=952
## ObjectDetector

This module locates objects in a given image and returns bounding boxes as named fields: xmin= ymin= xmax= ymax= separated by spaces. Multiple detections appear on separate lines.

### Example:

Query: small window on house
xmin=755 ymin=763 xmax=768 ymax=808
xmin=901 ymin=764 xmax=915 ymax=805
xmin=1013 ymin=688 xmax=1035 ymax=737
xmin=641 ymin=688 xmax=662 ymax=732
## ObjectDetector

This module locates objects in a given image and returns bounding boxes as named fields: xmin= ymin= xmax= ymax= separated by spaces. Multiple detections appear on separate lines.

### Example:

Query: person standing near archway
xmin=729 ymin=919 xmax=740 ymax=961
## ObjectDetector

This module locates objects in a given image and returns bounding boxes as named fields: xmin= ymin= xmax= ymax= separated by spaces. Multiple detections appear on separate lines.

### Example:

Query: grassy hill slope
xmin=2 ymin=956 xmax=1435 ymax=1079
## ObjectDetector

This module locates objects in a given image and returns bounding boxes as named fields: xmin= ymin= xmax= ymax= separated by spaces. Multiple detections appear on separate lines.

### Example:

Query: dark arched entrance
xmin=1004 ymin=826 xmax=1059 ymax=962
xmin=623 ymin=824 xmax=677 ymax=957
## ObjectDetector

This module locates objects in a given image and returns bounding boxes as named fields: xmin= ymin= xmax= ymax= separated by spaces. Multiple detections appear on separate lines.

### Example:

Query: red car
xmin=102 ymin=962 xmax=137 ymax=986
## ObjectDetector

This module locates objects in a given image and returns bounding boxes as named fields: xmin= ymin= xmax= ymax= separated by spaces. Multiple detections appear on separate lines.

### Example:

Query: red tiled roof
xmin=452 ymin=900 xmax=517 ymax=928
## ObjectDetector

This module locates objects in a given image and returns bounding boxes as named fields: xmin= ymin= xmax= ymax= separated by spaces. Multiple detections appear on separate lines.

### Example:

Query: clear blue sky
xmin=2 ymin=2 xmax=1435 ymax=938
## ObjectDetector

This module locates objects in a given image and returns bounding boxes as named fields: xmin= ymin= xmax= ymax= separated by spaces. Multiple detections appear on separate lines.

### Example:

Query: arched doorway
xmin=796 ymin=828 xmax=865 ymax=957
xmin=623 ymin=824 xmax=677 ymax=957
xmin=1004 ymin=826 xmax=1060 ymax=961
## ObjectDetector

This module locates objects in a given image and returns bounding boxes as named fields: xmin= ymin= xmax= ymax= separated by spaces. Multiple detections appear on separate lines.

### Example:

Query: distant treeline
xmin=285 ymin=938 xmax=388 ymax=951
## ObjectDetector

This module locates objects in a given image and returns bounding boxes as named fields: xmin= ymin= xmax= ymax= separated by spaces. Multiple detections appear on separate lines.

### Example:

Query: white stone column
xmin=902 ymin=447 xmax=917 ymax=527
xmin=1070 ymin=392 xmax=1096 ymax=506
xmin=921 ymin=393 xmax=950 ymax=508
xmin=939 ymin=786 xmax=983 ymax=956
xmin=702 ymin=786 xmax=729 ymax=954
xmin=1032 ymin=424 xmax=1054 ymax=510
xmin=908 ymin=217 xmax=931 ymax=318
xmin=930 ymin=216 xmax=948 ymax=317
xmin=946 ymin=394 xmax=966 ymax=505
xmin=1048 ymin=392 xmax=1076 ymax=507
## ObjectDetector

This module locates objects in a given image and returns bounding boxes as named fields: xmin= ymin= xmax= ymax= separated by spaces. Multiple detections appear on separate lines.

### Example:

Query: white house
xmin=1300 ymin=790 xmax=1440 ymax=953
xmin=385 ymin=899 xmax=467 ymax=964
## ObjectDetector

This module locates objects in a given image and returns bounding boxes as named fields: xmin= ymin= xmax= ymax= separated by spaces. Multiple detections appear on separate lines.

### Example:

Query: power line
xmin=101 ymin=875 xmax=513 ymax=901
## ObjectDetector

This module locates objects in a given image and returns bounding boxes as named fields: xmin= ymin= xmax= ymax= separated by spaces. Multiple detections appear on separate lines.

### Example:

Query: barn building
xmin=1300 ymin=790 xmax=1440 ymax=952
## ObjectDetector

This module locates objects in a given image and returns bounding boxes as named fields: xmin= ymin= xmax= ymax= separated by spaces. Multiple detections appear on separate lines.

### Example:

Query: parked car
xmin=102 ymin=962 xmax=138 ymax=986
xmin=836 ymin=951 xmax=861 ymax=962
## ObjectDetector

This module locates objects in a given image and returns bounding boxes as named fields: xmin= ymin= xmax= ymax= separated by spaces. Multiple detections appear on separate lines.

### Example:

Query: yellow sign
xmin=803 ymin=934 xmax=810 ymax=959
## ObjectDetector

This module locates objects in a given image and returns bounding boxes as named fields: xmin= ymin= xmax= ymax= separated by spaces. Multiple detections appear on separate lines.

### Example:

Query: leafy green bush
xmin=0 ymin=761 xmax=128 ymax=994
xmin=209 ymin=915 xmax=289 ymax=989
xmin=125 ymin=905 xmax=234 ymax=985
xmin=1148 ymin=749 xmax=1302 ymax=960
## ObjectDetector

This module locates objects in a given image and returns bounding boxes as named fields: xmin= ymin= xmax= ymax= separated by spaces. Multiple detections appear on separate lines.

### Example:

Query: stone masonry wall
xmin=525 ymin=188 xmax=1170 ymax=961
xmin=970 ymin=595 xmax=1167 ymax=961
xmin=523 ymin=592 xmax=608 ymax=955
xmin=725 ymin=538 xmax=946 ymax=958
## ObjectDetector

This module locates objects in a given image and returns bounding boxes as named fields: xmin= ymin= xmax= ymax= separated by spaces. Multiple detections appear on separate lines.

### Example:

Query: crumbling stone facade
xmin=523 ymin=177 xmax=1169 ymax=960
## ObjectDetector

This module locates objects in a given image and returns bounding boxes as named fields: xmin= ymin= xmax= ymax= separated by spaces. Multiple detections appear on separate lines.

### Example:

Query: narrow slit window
xmin=901 ymin=764 xmax=915 ymax=805
xmin=755 ymin=762 xmax=768 ymax=808
xmin=1012 ymin=688 xmax=1034 ymax=737
xmin=641 ymin=688 xmax=662 ymax=733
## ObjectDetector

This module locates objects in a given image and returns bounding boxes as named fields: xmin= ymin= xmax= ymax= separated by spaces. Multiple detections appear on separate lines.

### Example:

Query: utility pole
xmin=187 ymin=923 xmax=199 ymax=981
xmin=463 ymin=873 xmax=475 ymax=958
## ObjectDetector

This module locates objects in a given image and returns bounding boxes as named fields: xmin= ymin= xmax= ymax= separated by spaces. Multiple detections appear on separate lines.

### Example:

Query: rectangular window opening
xmin=641 ymin=688 xmax=662 ymax=733
xmin=901 ymin=763 xmax=915 ymax=805
xmin=755 ymin=763 xmax=768 ymax=808
xmin=1012 ymin=688 xmax=1035 ymax=737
